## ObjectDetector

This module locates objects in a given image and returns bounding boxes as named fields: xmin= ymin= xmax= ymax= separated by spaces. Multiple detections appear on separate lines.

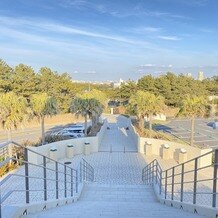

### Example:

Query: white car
xmin=63 ymin=125 xmax=85 ymax=137
xmin=52 ymin=130 xmax=78 ymax=138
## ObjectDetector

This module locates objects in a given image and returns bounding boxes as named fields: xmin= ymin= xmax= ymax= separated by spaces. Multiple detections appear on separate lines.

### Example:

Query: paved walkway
xmin=99 ymin=115 xmax=137 ymax=152
xmin=1 ymin=115 xmax=207 ymax=217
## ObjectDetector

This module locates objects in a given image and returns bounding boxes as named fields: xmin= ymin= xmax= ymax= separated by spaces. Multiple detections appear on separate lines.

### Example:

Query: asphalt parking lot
xmin=154 ymin=118 xmax=218 ymax=149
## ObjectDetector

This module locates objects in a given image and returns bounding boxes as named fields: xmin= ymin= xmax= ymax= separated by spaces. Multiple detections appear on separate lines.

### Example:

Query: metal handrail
xmin=142 ymin=149 xmax=218 ymax=208
xmin=80 ymin=158 xmax=94 ymax=182
xmin=0 ymin=141 xmax=94 ymax=218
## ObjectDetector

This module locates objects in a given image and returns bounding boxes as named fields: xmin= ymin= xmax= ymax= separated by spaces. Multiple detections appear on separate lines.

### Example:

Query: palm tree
xmin=0 ymin=92 xmax=29 ymax=140
xmin=179 ymin=95 xmax=207 ymax=146
xmin=70 ymin=98 xmax=104 ymax=135
xmin=89 ymin=98 xmax=104 ymax=127
xmin=30 ymin=93 xmax=58 ymax=144
xmin=129 ymin=91 xmax=165 ymax=131
xmin=71 ymin=98 xmax=89 ymax=135
xmin=0 ymin=92 xmax=29 ymax=161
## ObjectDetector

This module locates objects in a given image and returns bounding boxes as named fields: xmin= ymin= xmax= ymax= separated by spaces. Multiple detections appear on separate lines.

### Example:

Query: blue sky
xmin=0 ymin=0 xmax=217 ymax=81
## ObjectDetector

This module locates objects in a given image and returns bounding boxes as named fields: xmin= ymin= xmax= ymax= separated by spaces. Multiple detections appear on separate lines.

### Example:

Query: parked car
xmin=51 ymin=130 xmax=78 ymax=138
xmin=63 ymin=125 xmax=85 ymax=137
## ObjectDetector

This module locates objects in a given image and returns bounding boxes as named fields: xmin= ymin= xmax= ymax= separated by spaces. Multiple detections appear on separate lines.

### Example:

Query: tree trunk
xmin=7 ymin=130 xmax=13 ymax=164
xmin=149 ymin=114 xmax=153 ymax=131
xmin=139 ymin=116 xmax=144 ymax=130
xmin=190 ymin=116 xmax=195 ymax=146
xmin=41 ymin=116 xmax=45 ymax=145
xmin=84 ymin=114 xmax=88 ymax=136
xmin=91 ymin=117 xmax=94 ymax=127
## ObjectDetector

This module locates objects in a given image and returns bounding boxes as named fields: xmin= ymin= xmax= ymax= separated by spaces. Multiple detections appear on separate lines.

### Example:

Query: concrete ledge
xmin=156 ymin=194 xmax=218 ymax=218
xmin=28 ymin=119 xmax=108 ymax=165
xmin=2 ymin=182 xmax=85 ymax=218
xmin=138 ymin=137 xmax=212 ymax=167
xmin=2 ymin=196 xmax=79 ymax=218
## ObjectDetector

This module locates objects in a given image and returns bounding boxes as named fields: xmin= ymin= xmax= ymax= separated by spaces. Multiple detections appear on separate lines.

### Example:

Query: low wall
xmin=139 ymin=137 xmax=212 ymax=167
xmin=28 ymin=119 xmax=108 ymax=165
xmin=127 ymin=118 xmax=139 ymax=150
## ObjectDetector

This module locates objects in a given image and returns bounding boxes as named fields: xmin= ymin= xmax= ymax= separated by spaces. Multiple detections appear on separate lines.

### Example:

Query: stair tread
xmin=26 ymin=184 xmax=205 ymax=218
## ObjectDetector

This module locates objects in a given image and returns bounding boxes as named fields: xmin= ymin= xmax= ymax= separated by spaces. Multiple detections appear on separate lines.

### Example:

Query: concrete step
xmin=26 ymin=184 xmax=205 ymax=218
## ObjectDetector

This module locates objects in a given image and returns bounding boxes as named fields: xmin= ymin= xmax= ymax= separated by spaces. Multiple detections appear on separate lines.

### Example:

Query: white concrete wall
xmin=28 ymin=119 xmax=108 ymax=165
xmin=127 ymin=118 xmax=139 ymax=150
xmin=139 ymin=137 xmax=212 ymax=167
xmin=97 ymin=119 xmax=108 ymax=144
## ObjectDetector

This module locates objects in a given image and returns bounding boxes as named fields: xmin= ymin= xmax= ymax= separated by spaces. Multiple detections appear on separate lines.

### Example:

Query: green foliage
xmin=70 ymin=97 xmax=104 ymax=135
xmin=76 ymin=89 xmax=108 ymax=107
xmin=12 ymin=64 xmax=40 ymax=98
xmin=0 ymin=59 xmax=13 ymax=92
xmin=30 ymin=93 xmax=58 ymax=118
xmin=137 ymin=73 xmax=211 ymax=107
xmin=137 ymin=75 xmax=157 ymax=93
xmin=42 ymin=135 xmax=71 ymax=144
xmin=129 ymin=91 xmax=165 ymax=130
xmin=115 ymin=81 xmax=138 ymax=100
xmin=38 ymin=67 xmax=76 ymax=113
xmin=202 ymin=76 xmax=218 ymax=95
xmin=179 ymin=95 xmax=208 ymax=118
xmin=0 ymin=92 xmax=30 ymax=132
xmin=30 ymin=93 xmax=58 ymax=144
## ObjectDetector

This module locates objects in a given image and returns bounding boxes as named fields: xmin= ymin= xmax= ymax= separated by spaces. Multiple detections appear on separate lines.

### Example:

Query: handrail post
xmin=152 ymin=162 xmax=154 ymax=184
xmin=64 ymin=165 xmax=67 ymax=198
xmin=165 ymin=170 xmax=168 ymax=199
xmin=76 ymin=170 xmax=79 ymax=193
xmin=83 ymin=160 xmax=85 ymax=181
xmin=171 ymin=167 xmax=175 ymax=200
xmin=156 ymin=163 xmax=158 ymax=184
xmin=24 ymin=148 xmax=30 ymax=203
xmin=80 ymin=162 xmax=82 ymax=182
xmin=193 ymin=158 xmax=198 ymax=204
xmin=55 ymin=162 xmax=58 ymax=199
xmin=159 ymin=169 xmax=162 ymax=195
xmin=212 ymin=149 xmax=218 ymax=207
xmin=43 ymin=156 xmax=47 ymax=201
xmin=85 ymin=161 xmax=87 ymax=181
xmin=92 ymin=167 xmax=94 ymax=181
xmin=71 ymin=169 xmax=73 ymax=197
xmin=148 ymin=164 xmax=151 ymax=184
xmin=180 ymin=163 xmax=184 ymax=202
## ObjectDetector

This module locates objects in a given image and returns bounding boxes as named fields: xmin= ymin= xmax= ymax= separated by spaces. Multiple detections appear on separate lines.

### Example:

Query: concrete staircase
xmin=26 ymin=183 xmax=205 ymax=218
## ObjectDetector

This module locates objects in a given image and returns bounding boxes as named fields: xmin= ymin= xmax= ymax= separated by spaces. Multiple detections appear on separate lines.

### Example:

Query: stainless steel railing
xmin=80 ymin=158 xmax=94 ymax=182
xmin=0 ymin=141 xmax=94 ymax=218
xmin=142 ymin=149 xmax=218 ymax=208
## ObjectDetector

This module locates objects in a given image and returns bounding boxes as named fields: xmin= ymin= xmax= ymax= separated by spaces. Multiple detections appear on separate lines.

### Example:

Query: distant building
xmin=113 ymin=78 xmax=125 ymax=88
xmin=186 ymin=73 xmax=192 ymax=78
xmin=198 ymin=71 xmax=204 ymax=81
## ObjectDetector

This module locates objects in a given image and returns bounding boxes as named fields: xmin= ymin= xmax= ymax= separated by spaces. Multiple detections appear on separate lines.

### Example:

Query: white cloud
xmin=158 ymin=36 xmax=182 ymax=41
xmin=58 ymin=1 xmax=189 ymax=20
xmin=132 ymin=27 xmax=162 ymax=34
xmin=0 ymin=16 xmax=172 ymax=53
xmin=87 ymin=70 xmax=97 ymax=74
xmin=140 ymin=64 xmax=156 ymax=67
xmin=0 ymin=16 xmax=149 ymax=45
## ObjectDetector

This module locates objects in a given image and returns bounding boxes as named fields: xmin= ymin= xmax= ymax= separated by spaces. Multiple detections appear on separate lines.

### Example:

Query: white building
xmin=198 ymin=71 xmax=204 ymax=81
xmin=113 ymin=78 xmax=125 ymax=88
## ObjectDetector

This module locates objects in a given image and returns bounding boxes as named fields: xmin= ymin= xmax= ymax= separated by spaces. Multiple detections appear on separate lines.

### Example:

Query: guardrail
xmin=0 ymin=141 xmax=94 ymax=218
xmin=142 ymin=149 xmax=218 ymax=209
xmin=80 ymin=158 xmax=94 ymax=182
